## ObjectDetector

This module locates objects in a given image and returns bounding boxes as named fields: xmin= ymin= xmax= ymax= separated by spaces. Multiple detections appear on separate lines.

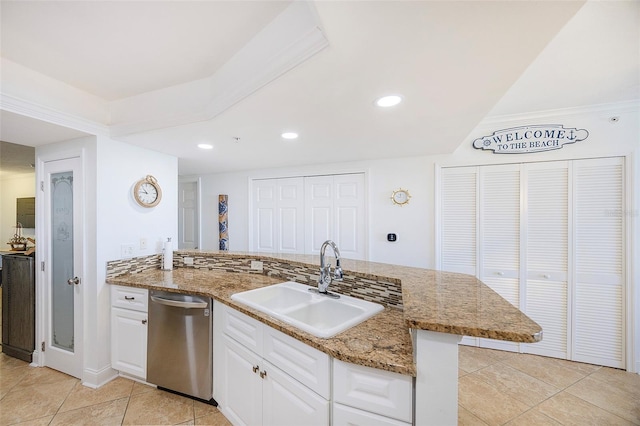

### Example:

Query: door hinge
xmin=41 ymin=261 xmax=45 ymax=272
xmin=40 ymin=181 xmax=44 ymax=192
xmin=41 ymin=342 xmax=45 ymax=352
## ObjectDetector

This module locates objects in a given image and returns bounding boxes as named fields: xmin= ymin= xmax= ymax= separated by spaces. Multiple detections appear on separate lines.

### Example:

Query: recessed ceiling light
xmin=197 ymin=143 xmax=213 ymax=150
xmin=375 ymin=95 xmax=402 ymax=107
xmin=281 ymin=132 xmax=299 ymax=140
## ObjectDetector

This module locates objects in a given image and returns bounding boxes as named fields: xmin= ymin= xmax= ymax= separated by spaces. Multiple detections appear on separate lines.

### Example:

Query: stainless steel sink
xmin=230 ymin=281 xmax=384 ymax=338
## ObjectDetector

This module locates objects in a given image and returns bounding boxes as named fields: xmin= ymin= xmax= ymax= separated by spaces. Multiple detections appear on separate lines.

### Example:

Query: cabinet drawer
xmin=333 ymin=403 xmax=411 ymax=426
xmin=221 ymin=303 xmax=263 ymax=354
xmin=333 ymin=360 xmax=413 ymax=423
xmin=111 ymin=285 xmax=148 ymax=312
xmin=264 ymin=326 xmax=330 ymax=399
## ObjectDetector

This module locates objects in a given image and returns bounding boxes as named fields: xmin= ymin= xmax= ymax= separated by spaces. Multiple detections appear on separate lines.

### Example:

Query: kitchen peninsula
xmin=107 ymin=250 xmax=542 ymax=425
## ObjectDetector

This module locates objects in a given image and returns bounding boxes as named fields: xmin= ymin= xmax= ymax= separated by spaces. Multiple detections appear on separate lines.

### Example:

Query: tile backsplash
xmin=106 ymin=251 xmax=403 ymax=309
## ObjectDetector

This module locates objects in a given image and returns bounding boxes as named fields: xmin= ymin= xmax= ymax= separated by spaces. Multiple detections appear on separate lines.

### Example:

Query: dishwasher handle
xmin=150 ymin=295 xmax=208 ymax=309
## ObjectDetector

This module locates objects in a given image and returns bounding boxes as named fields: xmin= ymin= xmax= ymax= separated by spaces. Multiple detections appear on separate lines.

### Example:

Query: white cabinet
xmin=214 ymin=302 xmax=329 ymax=426
xmin=110 ymin=285 xmax=148 ymax=379
xmin=333 ymin=359 xmax=412 ymax=425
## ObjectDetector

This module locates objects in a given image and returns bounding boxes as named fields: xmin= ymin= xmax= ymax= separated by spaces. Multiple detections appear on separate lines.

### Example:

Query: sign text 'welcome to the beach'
xmin=473 ymin=125 xmax=589 ymax=154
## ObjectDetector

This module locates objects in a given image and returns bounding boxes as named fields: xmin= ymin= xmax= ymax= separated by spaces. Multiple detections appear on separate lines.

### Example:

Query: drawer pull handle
xmin=260 ymin=370 xmax=267 ymax=379
xmin=543 ymin=274 xmax=551 ymax=279
xmin=142 ymin=319 xmax=147 ymax=325
xmin=252 ymin=365 xmax=259 ymax=373
xmin=124 ymin=296 xmax=135 ymax=300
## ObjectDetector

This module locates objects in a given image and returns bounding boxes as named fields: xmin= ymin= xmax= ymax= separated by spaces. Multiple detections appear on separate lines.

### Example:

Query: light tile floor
xmin=458 ymin=345 xmax=640 ymax=425
xmin=0 ymin=347 xmax=638 ymax=425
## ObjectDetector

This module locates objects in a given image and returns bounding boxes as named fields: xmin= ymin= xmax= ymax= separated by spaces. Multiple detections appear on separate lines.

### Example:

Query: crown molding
xmin=479 ymin=99 xmax=640 ymax=129
xmin=0 ymin=93 xmax=109 ymax=136
xmin=109 ymin=1 xmax=328 ymax=138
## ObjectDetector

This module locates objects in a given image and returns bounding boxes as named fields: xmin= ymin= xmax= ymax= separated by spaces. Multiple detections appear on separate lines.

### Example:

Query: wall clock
xmin=133 ymin=175 xmax=162 ymax=208
xmin=391 ymin=188 xmax=411 ymax=206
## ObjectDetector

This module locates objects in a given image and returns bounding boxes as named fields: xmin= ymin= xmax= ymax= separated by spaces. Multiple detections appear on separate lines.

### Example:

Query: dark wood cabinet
xmin=2 ymin=254 xmax=35 ymax=362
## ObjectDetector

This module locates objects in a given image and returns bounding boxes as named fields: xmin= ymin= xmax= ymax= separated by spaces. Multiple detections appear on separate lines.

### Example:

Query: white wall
xmin=0 ymin=173 xmax=36 ymax=249
xmin=35 ymin=134 xmax=177 ymax=385
xmin=92 ymin=136 xmax=177 ymax=383
xmin=197 ymin=157 xmax=434 ymax=268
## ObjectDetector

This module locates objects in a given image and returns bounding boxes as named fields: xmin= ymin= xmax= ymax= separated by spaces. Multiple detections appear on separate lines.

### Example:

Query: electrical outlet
xmin=250 ymin=260 xmax=263 ymax=271
xmin=184 ymin=257 xmax=194 ymax=266
xmin=121 ymin=244 xmax=135 ymax=259
xmin=140 ymin=238 xmax=148 ymax=250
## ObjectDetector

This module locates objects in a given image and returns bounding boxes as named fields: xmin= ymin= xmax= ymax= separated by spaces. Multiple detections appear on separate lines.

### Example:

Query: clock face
xmin=133 ymin=176 xmax=162 ymax=207
xmin=391 ymin=189 xmax=411 ymax=206
xmin=137 ymin=183 xmax=158 ymax=204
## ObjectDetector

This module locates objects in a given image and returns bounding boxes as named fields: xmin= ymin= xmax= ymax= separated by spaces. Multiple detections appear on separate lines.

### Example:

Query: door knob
xmin=67 ymin=277 xmax=80 ymax=285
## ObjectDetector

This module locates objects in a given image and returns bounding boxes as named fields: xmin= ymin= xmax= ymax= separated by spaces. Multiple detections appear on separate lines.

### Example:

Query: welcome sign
xmin=473 ymin=125 xmax=589 ymax=154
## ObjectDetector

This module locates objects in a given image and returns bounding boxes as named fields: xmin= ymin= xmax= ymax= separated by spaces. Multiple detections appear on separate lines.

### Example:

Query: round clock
xmin=133 ymin=175 xmax=162 ymax=208
xmin=391 ymin=188 xmax=411 ymax=206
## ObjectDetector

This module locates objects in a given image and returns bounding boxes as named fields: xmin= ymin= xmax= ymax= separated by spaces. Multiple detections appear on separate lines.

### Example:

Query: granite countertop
xmin=107 ymin=268 xmax=416 ymax=376
xmin=107 ymin=252 xmax=542 ymax=377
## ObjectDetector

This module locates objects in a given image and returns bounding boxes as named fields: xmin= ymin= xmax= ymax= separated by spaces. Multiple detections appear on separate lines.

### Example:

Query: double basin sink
xmin=231 ymin=281 xmax=384 ymax=338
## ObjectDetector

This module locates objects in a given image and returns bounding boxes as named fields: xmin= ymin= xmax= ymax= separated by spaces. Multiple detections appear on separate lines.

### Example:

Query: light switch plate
xmin=121 ymin=244 xmax=135 ymax=259
xmin=139 ymin=238 xmax=147 ymax=250
xmin=250 ymin=260 xmax=264 ymax=271
xmin=183 ymin=257 xmax=194 ymax=266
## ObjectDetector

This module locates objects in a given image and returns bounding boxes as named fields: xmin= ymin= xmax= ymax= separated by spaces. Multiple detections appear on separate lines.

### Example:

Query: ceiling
xmin=1 ymin=1 xmax=638 ymax=176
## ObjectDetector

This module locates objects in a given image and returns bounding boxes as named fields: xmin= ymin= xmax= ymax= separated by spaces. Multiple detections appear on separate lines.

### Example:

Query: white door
xmin=439 ymin=166 xmax=479 ymax=346
xmin=178 ymin=181 xmax=199 ymax=249
xmin=43 ymin=157 xmax=84 ymax=378
xmin=305 ymin=174 xmax=366 ymax=260
xmin=572 ymin=157 xmax=624 ymax=368
xmin=521 ymin=161 xmax=570 ymax=359
xmin=478 ymin=164 xmax=521 ymax=352
xmin=305 ymin=176 xmax=333 ymax=255
xmin=252 ymin=178 xmax=304 ymax=253
xmin=277 ymin=179 xmax=304 ymax=253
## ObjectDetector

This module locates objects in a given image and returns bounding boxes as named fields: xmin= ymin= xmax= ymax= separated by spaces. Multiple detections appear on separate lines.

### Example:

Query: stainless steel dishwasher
xmin=147 ymin=290 xmax=216 ymax=404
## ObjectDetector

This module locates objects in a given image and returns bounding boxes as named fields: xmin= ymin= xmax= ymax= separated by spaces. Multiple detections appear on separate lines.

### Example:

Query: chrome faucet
xmin=318 ymin=240 xmax=343 ymax=294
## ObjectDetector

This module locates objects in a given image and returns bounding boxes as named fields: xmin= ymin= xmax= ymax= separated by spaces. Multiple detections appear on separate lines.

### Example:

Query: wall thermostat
xmin=387 ymin=233 xmax=397 ymax=242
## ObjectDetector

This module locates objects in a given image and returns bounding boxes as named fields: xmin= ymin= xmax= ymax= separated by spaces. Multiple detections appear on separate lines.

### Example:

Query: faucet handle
xmin=333 ymin=266 xmax=343 ymax=281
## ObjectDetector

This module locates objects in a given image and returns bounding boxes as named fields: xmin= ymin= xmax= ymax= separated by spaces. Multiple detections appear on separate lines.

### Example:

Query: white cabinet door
xmin=333 ymin=403 xmax=411 ymax=426
xmin=218 ymin=335 xmax=263 ymax=426
xmin=572 ymin=157 xmax=624 ymax=368
xmin=111 ymin=307 xmax=147 ymax=379
xmin=522 ymin=161 xmax=569 ymax=359
xmin=263 ymin=360 xmax=329 ymax=426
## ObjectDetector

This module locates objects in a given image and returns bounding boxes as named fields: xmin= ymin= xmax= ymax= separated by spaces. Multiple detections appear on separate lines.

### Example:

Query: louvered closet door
xmin=522 ymin=162 xmax=569 ymax=359
xmin=572 ymin=157 xmax=624 ymax=368
xmin=478 ymin=164 xmax=521 ymax=352
xmin=440 ymin=167 xmax=478 ymax=276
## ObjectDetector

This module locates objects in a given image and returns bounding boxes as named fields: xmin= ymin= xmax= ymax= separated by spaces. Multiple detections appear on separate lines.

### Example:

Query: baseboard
xmin=82 ymin=365 xmax=119 ymax=389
